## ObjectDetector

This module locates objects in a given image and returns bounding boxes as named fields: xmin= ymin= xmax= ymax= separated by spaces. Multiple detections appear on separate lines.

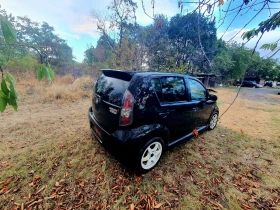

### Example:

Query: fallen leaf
xmin=192 ymin=128 xmax=199 ymax=137
xmin=248 ymin=188 xmax=253 ymax=195
xmin=249 ymin=198 xmax=256 ymax=203
xmin=247 ymin=173 xmax=253 ymax=178
xmin=33 ymin=175 xmax=41 ymax=181
xmin=155 ymin=202 xmax=165 ymax=208
xmin=0 ymin=187 xmax=10 ymax=195
xmin=251 ymin=181 xmax=260 ymax=188
xmin=66 ymin=162 xmax=72 ymax=168
xmin=130 ymin=203 xmax=134 ymax=210
xmin=36 ymin=185 xmax=46 ymax=194
xmin=0 ymin=177 xmax=12 ymax=186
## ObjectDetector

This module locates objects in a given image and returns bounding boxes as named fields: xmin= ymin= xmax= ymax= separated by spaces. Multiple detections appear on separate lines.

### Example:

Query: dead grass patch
xmin=54 ymin=74 xmax=75 ymax=84
xmin=14 ymin=74 xmax=94 ymax=104
xmin=40 ymin=86 xmax=89 ymax=103
xmin=216 ymin=88 xmax=280 ymax=141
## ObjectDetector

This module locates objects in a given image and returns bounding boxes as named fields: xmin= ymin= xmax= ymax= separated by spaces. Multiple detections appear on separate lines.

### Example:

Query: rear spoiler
xmin=101 ymin=69 xmax=135 ymax=81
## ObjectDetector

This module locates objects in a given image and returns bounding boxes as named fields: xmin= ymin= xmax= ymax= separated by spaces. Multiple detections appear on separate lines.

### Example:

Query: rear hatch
xmin=92 ymin=70 xmax=134 ymax=133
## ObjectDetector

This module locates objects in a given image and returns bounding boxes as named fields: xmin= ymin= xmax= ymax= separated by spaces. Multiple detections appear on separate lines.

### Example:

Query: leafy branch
xmin=0 ymin=16 xmax=54 ymax=113
xmin=241 ymin=11 xmax=280 ymax=57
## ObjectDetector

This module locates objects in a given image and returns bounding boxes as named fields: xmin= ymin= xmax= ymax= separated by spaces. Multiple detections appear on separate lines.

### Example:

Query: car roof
xmin=101 ymin=69 xmax=197 ymax=79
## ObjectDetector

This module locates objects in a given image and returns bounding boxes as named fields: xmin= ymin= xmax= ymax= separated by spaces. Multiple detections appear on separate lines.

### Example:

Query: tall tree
xmin=92 ymin=0 xmax=137 ymax=68
xmin=168 ymin=13 xmax=217 ymax=73
xmin=15 ymin=17 xmax=74 ymax=67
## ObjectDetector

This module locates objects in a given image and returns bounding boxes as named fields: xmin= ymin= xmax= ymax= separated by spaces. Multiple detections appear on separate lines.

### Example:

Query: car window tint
xmin=188 ymin=79 xmax=206 ymax=100
xmin=160 ymin=77 xmax=186 ymax=102
xmin=151 ymin=78 xmax=163 ymax=102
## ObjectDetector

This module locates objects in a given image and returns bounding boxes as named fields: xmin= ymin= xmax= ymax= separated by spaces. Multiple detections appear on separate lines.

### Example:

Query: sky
xmin=1 ymin=0 xmax=279 ymax=62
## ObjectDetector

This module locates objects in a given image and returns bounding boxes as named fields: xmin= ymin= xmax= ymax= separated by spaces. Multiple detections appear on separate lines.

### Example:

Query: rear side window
xmin=188 ymin=79 xmax=207 ymax=100
xmin=95 ymin=74 xmax=130 ymax=106
xmin=151 ymin=77 xmax=186 ymax=103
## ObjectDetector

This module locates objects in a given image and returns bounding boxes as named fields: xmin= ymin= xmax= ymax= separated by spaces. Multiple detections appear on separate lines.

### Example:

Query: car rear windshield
xmin=95 ymin=73 xmax=130 ymax=106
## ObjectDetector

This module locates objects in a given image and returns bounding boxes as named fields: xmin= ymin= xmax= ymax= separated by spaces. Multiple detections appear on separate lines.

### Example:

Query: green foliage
xmin=242 ymin=12 xmax=280 ymax=40
xmin=213 ymin=42 xmax=280 ymax=81
xmin=242 ymin=12 xmax=280 ymax=54
xmin=0 ymin=73 xmax=18 ymax=112
xmin=37 ymin=64 xmax=55 ymax=81
xmin=4 ymin=54 xmax=39 ymax=71
xmin=213 ymin=43 xmax=251 ymax=79
xmin=0 ymin=18 xmax=17 ymax=45
xmin=0 ymin=13 xmax=56 ymax=113
xmin=1 ymin=8 xmax=74 ymax=68
xmin=260 ymin=43 xmax=278 ymax=51
xmin=163 ymin=63 xmax=189 ymax=74
xmin=168 ymin=13 xmax=217 ymax=70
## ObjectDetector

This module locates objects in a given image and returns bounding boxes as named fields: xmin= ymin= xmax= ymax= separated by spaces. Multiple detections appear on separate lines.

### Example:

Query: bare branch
xmin=141 ymin=0 xmax=155 ymax=20
xmin=197 ymin=0 xmax=211 ymax=66
xmin=220 ymin=2 xmax=244 ymax=39
xmin=268 ymin=48 xmax=280 ymax=58
xmin=227 ymin=2 xmax=267 ymax=42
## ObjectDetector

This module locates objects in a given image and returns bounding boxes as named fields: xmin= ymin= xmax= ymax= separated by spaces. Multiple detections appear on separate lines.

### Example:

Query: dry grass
xmin=15 ymin=74 xmax=94 ymax=104
xmin=0 ymin=82 xmax=280 ymax=209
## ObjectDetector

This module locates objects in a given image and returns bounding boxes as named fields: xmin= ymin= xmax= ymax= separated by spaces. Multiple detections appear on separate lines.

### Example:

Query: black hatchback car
xmin=89 ymin=70 xmax=219 ymax=172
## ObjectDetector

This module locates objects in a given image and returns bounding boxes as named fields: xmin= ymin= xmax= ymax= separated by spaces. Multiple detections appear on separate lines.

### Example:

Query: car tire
xmin=137 ymin=137 xmax=164 ymax=173
xmin=208 ymin=112 xmax=218 ymax=130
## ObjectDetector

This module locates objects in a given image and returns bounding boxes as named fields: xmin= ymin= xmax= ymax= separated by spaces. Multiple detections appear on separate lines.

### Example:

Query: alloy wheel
xmin=141 ymin=142 xmax=162 ymax=170
xmin=209 ymin=113 xmax=218 ymax=130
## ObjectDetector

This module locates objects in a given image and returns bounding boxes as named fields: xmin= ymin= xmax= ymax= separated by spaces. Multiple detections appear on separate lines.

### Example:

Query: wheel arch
xmin=129 ymin=124 xmax=170 ymax=148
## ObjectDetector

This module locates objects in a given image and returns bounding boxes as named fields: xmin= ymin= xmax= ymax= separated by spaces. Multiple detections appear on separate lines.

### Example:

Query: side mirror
xmin=208 ymin=94 xmax=217 ymax=101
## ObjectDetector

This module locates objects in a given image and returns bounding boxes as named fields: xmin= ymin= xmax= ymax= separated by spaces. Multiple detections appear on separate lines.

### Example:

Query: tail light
xmin=120 ymin=90 xmax=134 ymax=126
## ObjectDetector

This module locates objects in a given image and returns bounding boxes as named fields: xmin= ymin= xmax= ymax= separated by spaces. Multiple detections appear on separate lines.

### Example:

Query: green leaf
xmin=1 ymin=79 xmax=10 ymax=95
xmin=9 ymin=82 xmax=18 ymax=99
xmin=0 ymin=90 xmax=7 ymax=98
xmin=0 ymin=95 xmax=8 ymax=112
xmin=260 ymin=43 xmax=270 ymax=50
xmin=0 ymin=19 xmax=17 ymax=44
xmin=5 ymin=72 xmax=15 ymax=84
xmin=260 ymin=43 xmax=278 ymax=51
xmin=48 ymin=67 xmax=55 ymax=79
xmin=37 ymin=65 xmax=44 ymax=81
xmin=271 ymin=43 xmax=278 ymax=51
xmin=0 ymin=73 xmax=18 ymax=112
xmin=36 ymin=64 xmax=55 ymax=81
xmin=7 ymin=96 xmax=18 ymax=111
xmin=43 ymin=66 xmax=51 ymax=80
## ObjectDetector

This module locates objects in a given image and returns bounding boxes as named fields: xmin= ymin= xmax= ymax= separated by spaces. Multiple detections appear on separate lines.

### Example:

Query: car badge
xmin=109 ymin=107 xmax=118 ymax=114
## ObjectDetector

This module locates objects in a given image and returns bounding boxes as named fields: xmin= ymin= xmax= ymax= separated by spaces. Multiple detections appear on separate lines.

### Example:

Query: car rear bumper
xmin=88 ymin=107 xmax=138 ymax=161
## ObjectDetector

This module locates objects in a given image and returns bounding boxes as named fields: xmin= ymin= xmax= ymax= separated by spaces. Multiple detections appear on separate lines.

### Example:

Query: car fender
xmin=112 ymin=124 xmax=170 ymax=147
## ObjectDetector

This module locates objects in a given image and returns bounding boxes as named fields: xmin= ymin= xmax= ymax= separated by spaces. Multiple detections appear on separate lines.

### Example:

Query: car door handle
xmin=159 ymin=112 xmax=170 ymax=118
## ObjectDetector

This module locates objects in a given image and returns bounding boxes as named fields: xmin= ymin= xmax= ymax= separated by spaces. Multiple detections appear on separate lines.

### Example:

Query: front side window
xmin=160 ymin=77 xmax=186 ymax=102
xmin=151 ymin=77 xmax=186 ymax=103
xmin=188 ymin=79 xmax=207 ymax=100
